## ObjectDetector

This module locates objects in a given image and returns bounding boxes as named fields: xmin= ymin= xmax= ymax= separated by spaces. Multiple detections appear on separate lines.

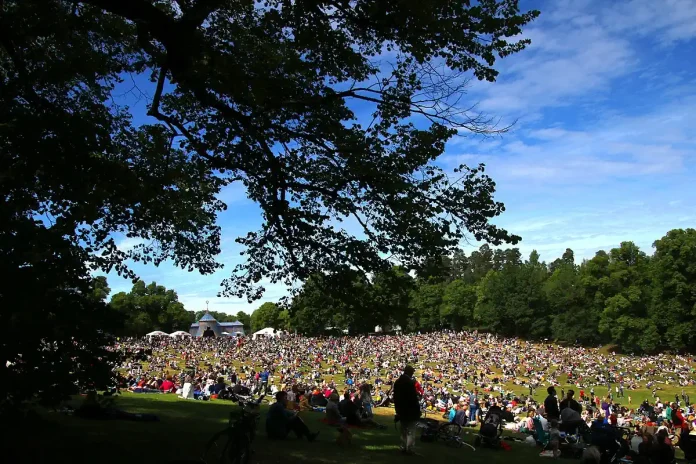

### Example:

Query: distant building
xmin=374 ymin=325 xmax=403 ymax=334
xmin=189 ymin=311 xmax=245 ymax=337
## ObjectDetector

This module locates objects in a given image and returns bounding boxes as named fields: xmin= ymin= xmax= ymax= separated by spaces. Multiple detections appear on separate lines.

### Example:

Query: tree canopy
xmin=109 ymin=280 xmax=194 ymax=335
xmin=193 ymin=309 xmax=238 ymax=323
xmin=250 ymin=302 xmax=282 ymax=333
xmin=2 ymin=0 xmax=540 ymax=411
xmin=1 ymin=0 xmax=537 ymax=305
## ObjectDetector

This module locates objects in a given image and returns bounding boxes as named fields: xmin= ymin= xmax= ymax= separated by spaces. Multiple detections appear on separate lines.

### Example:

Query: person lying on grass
xmin=266 ymin=391 xmax=320 ymax=442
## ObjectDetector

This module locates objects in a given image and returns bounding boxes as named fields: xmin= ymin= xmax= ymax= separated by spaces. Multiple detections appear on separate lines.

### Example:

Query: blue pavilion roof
xmin=199 ymin=312 xmax=216 ymax=322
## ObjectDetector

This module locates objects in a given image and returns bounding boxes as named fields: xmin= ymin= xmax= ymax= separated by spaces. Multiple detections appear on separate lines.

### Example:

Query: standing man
xmin=260 ymin=368 xmax=270 ymax=394
xmin=559 ymin=389 xmax=582 ymax=414
xmin=544 ymin=386 xmax=560 ymax=421
xmin=468 ymin=389 xmax=479 ymax=423
xmin=393 ymin=365 xmax=421 ymax=455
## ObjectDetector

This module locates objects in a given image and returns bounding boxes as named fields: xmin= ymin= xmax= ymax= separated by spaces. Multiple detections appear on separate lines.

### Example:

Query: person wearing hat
xmin=544 ymin=386 xmax=560 ymax=421
xmin=393 ymin=366 xmax=421 ymax=455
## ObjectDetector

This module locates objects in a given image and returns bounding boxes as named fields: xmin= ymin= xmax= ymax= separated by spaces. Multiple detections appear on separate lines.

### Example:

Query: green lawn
xmin=23 ymin=393 xmax=543 ymax=464
xmin=17 ymin=389 xmax=696 ymax=463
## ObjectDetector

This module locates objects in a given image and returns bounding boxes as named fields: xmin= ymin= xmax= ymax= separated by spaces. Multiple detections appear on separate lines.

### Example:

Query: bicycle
xmin=416 ymin=419 xmax=476 ymax=450
xmin=170 ymin=395 xmax=264 ymax=464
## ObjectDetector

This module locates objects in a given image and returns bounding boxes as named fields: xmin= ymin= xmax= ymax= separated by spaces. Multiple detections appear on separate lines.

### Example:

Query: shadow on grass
xmin=15 ymin=393 xmax=544 ymax=464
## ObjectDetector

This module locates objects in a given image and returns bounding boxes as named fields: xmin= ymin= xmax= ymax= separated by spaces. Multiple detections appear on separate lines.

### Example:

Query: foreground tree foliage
xmin=274 ymin=229 xmax=696 ymax=353
xmin=1 ymin=0 xmax=537 ymax=409
xmin=0 ymin=217 xmax=119 ymax=413
xmin=1 ymin=0 xmax=535 ymax=299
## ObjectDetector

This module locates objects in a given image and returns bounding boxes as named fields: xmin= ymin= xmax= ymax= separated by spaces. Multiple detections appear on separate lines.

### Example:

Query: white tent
xmin=252 ymin=327 xmax=276 ymax=340
xmin=170 ymin=330 xmax=192 ymax=338
xmin=146 ymin=330 xmax=168 ymax=337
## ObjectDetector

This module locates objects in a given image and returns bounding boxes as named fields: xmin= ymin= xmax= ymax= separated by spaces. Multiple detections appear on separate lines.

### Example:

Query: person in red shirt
xmin=160 ymin=377 xmax=175 ymax=393
xmin=672 ymin=404 xmax=689 ymax=443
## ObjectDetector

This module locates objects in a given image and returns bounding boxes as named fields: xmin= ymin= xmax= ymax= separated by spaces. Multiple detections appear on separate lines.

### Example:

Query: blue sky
xmin=104 ymin=0 xmax=696 ymax=314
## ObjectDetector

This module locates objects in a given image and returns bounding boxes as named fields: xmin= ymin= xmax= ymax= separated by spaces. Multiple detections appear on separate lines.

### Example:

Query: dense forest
xmin=108 ymin=228 xmax=696 ymax=355
xmin=251 ymin=228 xmax=696 ymax=354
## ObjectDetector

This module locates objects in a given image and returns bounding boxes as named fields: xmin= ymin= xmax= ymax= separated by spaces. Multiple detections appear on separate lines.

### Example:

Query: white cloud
xmin=495 ymin=201 xmax=690 ymax=263
xmin=445 ymin=93 xmax=696 ymax=185
xmin=475 ymin=14 xmax=634 ymax=113
xmin=469 ymin=0 xmax=696 ymax=117
xmin=600 ymin=0 xmax=696 ymax=44
xmin=116 ymin=237 xmax=146 ymax=252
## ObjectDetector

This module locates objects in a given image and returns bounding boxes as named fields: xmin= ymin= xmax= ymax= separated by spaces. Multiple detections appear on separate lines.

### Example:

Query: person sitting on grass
xmin=311 ymin=386 xmax=328 ymax=407
xmin=326 ymin=392 xmax=346 ymax=424
xmin=206 ymin=377 xmax=225 ymax=397
xmin=451 ymin=403 xmax=468 ymax=427
xmin=359 ymin=384 xmax=375 ymax=418
xmin=298 ymin=392 xmax=312 ymax=411
xmin=159 ymin=376 xmax=176 ymax=393
xmin=266 ymin=391 xmax=320 ymax=442
xmin=338 ymin=391 xmax=387 ymax=429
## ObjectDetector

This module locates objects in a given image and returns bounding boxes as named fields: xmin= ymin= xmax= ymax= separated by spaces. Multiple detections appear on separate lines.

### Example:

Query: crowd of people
xmin=110 ymin=331 xmax=696 ymax=457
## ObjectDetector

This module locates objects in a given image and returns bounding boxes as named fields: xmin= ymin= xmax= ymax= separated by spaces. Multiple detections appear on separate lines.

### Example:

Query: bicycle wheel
xmin=224 ymin=435 xmax=251 ymax=464
xmin=438 ymin=423 xmax=462 ymax=442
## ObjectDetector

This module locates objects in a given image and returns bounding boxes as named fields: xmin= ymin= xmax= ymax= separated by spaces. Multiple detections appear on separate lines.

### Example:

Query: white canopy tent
xmin=170 ymin=330 xmax=192 ymax=338
xmin=146 ymin=331 xmax=168 ymax=337
xmin=252 ymin=327 xmax=276 ymax=340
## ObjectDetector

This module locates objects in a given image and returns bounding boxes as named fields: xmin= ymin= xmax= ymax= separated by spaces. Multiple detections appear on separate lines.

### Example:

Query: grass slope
xmin=28 ymin=393 xmax=541 ymax=464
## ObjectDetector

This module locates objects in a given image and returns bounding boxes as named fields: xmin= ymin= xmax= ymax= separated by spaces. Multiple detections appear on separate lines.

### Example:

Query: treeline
xmin=252 ymin=228 xmax=696 ymax=354
xmin=102 ymin=228 xmax=696 ymax=353
xmin=99 ymin=280 xmax=251 ymax=336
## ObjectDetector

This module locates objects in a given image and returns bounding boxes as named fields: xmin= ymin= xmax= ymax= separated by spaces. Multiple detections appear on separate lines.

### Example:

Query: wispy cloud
xmin=469 ymin=0 xmax=696 ymax=118
xmin=444 ymin=94 xmax=695 ymax=186
xmin=116 ymin=237 xmax=146 ymax=252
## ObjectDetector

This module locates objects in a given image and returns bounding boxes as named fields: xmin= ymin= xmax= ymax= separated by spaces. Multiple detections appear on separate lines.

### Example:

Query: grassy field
xmin=18 ymin=392 xmax=543 ymax=464
xmin=15 ymin=389 xmax=696 ymax=464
